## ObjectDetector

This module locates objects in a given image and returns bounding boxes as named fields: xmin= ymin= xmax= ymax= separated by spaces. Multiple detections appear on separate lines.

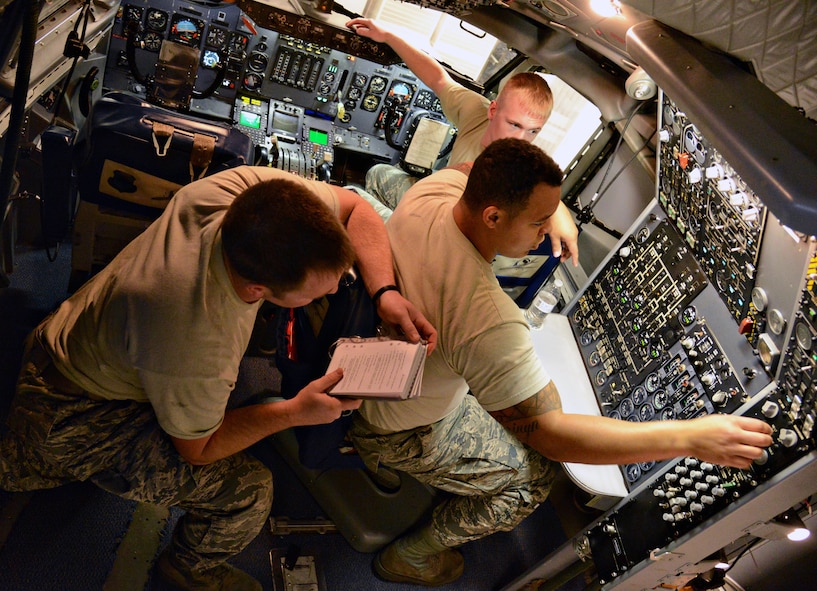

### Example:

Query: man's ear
xmin=245 ymin=283 xmax=268 ymax=302
xmin=482 ymin=205 xmax=502 ymax=228
xmin=487 ymin=99 xmax=498 ymax=120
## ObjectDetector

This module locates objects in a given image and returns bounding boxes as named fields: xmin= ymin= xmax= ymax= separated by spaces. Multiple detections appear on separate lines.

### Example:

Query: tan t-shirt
xmin=41 ymin=166 xmax=338 ymax=439
xmin=437 ymin=81 xmax=490 ymax=166
xmin=359 ymin=168 xmax=550 ymax=432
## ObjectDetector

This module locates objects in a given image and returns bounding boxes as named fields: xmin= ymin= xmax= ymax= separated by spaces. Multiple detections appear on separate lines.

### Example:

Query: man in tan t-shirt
xmin=0 ymin=167 xmax=437 ymax=591
xmin=347 ymin=17 xmax=580 ymax=266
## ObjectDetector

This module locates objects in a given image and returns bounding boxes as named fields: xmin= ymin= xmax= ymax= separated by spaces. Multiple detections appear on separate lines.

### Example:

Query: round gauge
xmin=715 ymin=268 xmax=730 ymax=293
xmin=296 ymin=17 xmax=310 ymax=37
xmin=170 ymin=17 xmax=203 ymax=46
xmin=145 ymin=8 xmax=167 ymax=31
xmin=579 ymin=330 xmax=595 ymax=346
xmin=608 ymin=410 xmax=621 ymax=421
xmin=751 ymin=287 xmax=768 ymax=312
xmin=143 ymin=31 xmax=162 ymax=52
xmin=230 ymin=33 xmax=249 ymax=54
xmin=124 ymin=6 xmax=143 ymax=22
xmin=323 ymin=71 xmax=336 ymax=83
xmin=795 ymin=320 xmax=813 ymax=351
xmin=767 ymin=308 xmax=786 ymax=335
xmin=680 ymin=305 xmax=697 ymax=326
xmin=632 ymin=386 xmax=647 ymax=406
xmin=588 ymin=351 xmax=601 ymax=367
xmin=660 ymin=407 xmax=676 ymax=420
xmin=390 ymin=81 xmax=413 ymax=101
xmin=343 ymin=99 xmax=356 ymax=111
xmin=348 ymin=36 xmax=364 ymax=54
xmin=201 ymin=50 xmax=221 ymax=69
xmin=414 ymin=89 xmax=434 ymax=110
xmin=361 ymin=94 xmax=379 ymax=112
xmin=637 ymin=334 xmax=650 ymax=350
xmin=619 ymin=397 xmax=635 ymax=418
xmin=640 ymin=461 xmax=655 ymax=472
xmin=625 ymin=464 xmax=641 ymax=483
xmin=206 ymin=26 xmax=228 ymax=50
xmin=319 ymin=83 xmax=332 ymax=96
xmin=639 ymin=404 xmax=655 ymax=421
xmin=594 ymin=370 xmax=608 ymax=387
xmin=635 ymin=226 xmax=650 ymax=243
xmin=243 ymin=72 xmax=263 ymax=91
xmin=645 ymin=372 xmax=661 ymax=392
xmin=369 ymin=76 xmax=387 ymax=94
xmin=686 ymin=213 xmax=700 ymax=235
xmin=353 ymin=74 xmax=367 ymax=87
xmin=339 ymin=111 xmax=352 ymax=124
xmin=347 ymin=87 xmax=362 ymax=101
xmin=247 ymin=52 xmax=268 ymax=73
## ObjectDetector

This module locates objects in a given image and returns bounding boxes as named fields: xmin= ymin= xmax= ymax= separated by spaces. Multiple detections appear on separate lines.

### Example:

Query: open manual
xmin=325 ymin=337 xmax=427 ymax=400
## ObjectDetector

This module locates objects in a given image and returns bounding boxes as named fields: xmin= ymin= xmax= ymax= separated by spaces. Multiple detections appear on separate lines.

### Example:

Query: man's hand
xmin=546 ymin=202 xmax=579 ymax=267
xmin=491 ymin=383 xmax=772 ymax=469
xmin=682 ymin=414 xmax=774 ymax=469
xmin=346 ymin=18 xmax=388 ymax=43
xmin=290 ymin=369 xmax=362 ymax=425
xmin=375 ymin=289 xmax=438 ymax=353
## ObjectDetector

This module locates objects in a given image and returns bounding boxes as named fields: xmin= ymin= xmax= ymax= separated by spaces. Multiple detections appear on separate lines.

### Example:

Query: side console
xmin=539 ymin=21 xmax=817 ymax=591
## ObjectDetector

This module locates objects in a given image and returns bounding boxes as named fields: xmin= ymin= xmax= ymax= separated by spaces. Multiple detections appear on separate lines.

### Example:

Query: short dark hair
xmin=221 ymin=178 xmax=355 ymax=294
xmin=463 ymin=138 xmax=564 ymax=218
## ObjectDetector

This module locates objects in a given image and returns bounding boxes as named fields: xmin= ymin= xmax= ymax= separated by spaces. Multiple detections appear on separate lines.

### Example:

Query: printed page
xmin=327 ymin=339 xmax=424 ymax=397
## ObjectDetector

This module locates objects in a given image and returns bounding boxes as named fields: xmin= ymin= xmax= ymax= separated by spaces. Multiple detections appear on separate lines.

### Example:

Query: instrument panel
xmin=569 ymin=89 xmax=817 ymax=589
xmin=105 ymin=0 xmax=450 ymax=179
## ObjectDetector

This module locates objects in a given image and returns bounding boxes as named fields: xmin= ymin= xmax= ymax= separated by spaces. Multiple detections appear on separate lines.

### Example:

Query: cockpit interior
xmin=1 ymin=1 xmax=816 ymax=590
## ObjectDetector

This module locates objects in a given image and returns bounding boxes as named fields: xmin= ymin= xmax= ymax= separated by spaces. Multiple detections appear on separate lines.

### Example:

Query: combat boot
xmin=373 ymin=525 xmax=464 ymax=586
xmin=156 ymin=551 xmax=261 ymax=591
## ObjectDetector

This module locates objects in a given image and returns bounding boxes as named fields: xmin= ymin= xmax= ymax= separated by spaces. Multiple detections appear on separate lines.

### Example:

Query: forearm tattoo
xmin=490 ymin=383 xmax=562 ymax=442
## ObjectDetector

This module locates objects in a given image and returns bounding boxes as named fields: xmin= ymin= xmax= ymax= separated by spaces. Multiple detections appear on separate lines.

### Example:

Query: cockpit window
xmin=350 ymin=0 xmax=516 ymax=82
xmin=534 ymin=74 xmax=603 ymax=170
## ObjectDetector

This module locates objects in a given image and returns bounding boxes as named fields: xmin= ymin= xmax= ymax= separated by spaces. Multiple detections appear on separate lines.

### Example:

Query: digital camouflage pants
xmin=349 ymin=394 xmax=556 ymax=548
xmin=0 ymin=331 xmax=273 ymax=574
xmin=364 ymin=163 xmax=419 ymax=211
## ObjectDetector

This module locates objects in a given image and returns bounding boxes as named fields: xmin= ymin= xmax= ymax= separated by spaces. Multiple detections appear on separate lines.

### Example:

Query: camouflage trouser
xmin=0 ymin=331 xmax=273 ymax=574
xmin=344 ymin=186 xmax=393 ymax=223
xmin=364 ymin=164 xmax=419 ymax=211
xmin=349 ymin=394 xmax=556 ymax=548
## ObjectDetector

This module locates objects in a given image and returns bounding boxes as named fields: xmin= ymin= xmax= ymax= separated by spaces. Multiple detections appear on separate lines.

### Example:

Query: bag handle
xmin=190 ymin=133 xmax=216 ymax=182
xmin=151 ymin=121 xmax=174 ymax=157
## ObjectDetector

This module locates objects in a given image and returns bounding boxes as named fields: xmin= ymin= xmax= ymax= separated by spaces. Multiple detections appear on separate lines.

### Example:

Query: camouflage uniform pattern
xmin=349 ymin=394 xmax=556 ymax=548
xmin=0 ymin=331 xmax=273 ymax=575
xmin=364 ymin=163 xmax=419 ymax=211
